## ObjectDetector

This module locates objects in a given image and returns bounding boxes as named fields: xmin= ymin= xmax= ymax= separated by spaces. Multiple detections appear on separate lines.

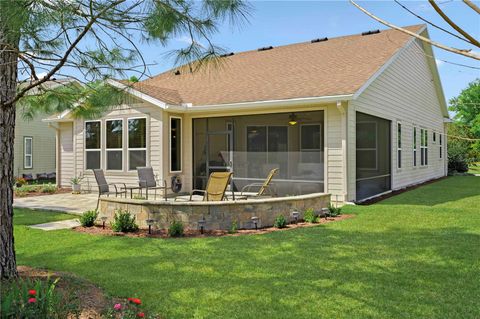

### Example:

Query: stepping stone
xmin=29 ymin=219 xmax=80 ymax=231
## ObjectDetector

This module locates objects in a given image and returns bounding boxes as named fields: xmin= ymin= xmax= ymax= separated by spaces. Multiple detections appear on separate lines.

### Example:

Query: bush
xmin=273 ymin=215 xmax=288 ymax=228
xmin=40 ymin=184 xmax=57 ymax=194
xmin=0 ymin=278 xmax=74 ymax=318
xmin=104 ymin=297 xmax=147 ymax=319
xmin=327 ymin=203 xmax=342 ymax=217
xmin=303 ymin=208 xmax=318 ymax=223
xmin=228 ymin=221 xmax=238 ymax=234
xmin=111 ymin=210 xmax=139 ymax=233
xmin=168 ymin=220 xmax=184 ymax=237
xmin=79 ymin=210 xmax=98 ymax=227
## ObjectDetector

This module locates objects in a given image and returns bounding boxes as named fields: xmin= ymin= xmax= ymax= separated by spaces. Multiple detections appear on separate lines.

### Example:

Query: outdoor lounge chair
xmin=92 ymin=169 xmax=127 ymax=210
xmin=177 ymin=171 xmax=233 ymax=201
xmin=137 ymin=167 xmax=168 ymax=200
xmin=238 ymin=168 xmax=279 ymax=199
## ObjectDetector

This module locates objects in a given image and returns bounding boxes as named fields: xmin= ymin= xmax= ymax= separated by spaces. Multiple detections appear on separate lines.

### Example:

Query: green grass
xmin=14 ymin=176 xmax=480 ymax=318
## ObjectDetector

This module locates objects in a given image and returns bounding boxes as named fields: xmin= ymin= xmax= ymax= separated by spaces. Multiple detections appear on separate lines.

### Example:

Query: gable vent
xmin=174 ymin=70 xmax=181 ymax=75
xmin=258 ymin=46 xmax=273 ymax=51
xmin=220 ymin=52 xmax=235 ymax=57
xmin=311 ymin=37 xmax=328 ymax=43
xmin=362 ymin=29 xmax=380 ymax=36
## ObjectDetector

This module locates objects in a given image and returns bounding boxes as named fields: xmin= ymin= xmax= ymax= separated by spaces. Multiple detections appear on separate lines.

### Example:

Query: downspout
xmin=47 ymin=123 xmax=61 ymax=188
xmin=336 ymin=101 xmax=348 ymax=204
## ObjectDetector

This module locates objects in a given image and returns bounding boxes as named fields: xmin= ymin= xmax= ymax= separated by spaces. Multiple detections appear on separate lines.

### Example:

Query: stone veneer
xmin=98 ymin=193 xmax=330 ymax=230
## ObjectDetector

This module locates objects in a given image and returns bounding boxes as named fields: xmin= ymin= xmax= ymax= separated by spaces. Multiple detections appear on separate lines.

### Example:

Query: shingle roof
xmin=140 ymin=24 xmax=425 ymax=106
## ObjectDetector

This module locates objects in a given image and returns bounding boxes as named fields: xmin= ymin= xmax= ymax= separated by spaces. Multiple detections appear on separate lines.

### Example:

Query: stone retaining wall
xmin=98 ymin=193 xmax=331 ymax=230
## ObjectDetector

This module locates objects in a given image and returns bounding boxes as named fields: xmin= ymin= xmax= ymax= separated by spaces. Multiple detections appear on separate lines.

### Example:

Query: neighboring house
xmin=46 ymin=24 xmax=449 ymax=202
xmin=14 ymin=107 xmax=56 ymax=179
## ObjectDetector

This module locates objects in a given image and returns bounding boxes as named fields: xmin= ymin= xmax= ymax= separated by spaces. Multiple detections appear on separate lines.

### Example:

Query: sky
xmin=37 ymin=0 xmax=480 ymax=103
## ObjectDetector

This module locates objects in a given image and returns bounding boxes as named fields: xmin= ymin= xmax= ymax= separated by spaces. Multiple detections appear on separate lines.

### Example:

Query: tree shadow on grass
xmin=16 ymin=224 xmax=480 ymax=319
xmin=374 ymin=176 xmax=480 ymax=207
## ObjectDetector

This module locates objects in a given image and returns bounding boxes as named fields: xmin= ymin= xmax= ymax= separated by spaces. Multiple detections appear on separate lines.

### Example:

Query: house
xmin=14 ymin=107 xmax=56 ymax=181
xmin=46 ymin=24 xmax=449 ymax=202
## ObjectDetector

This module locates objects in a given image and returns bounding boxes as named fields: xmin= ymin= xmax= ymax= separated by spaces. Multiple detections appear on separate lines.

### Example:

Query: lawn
xmin=14 ymin=176 xmax=480 ymax=318
xmin=469 ymin=164 xmax=480 ymax=175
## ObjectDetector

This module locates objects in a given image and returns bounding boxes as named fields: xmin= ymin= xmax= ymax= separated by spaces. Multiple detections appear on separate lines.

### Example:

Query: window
xmin=300 ymin=124 xmax=322 ymax=163
xmin=397 ymin=123 xmax=402 ymax=169
xmin=433 ymin=132 xmax=436 ymax=143
xmin=421 ymin=128 xmax=428 ymax=166
xmin=356 ymin=122 xmax=377 ymax=170
xmin=106 ymin=119 xmax=123 ymax=170
xmin=128 ymin=118 xmax=147 ymax=170
xmin=24 ymin=137 xmax=33 ymax=169
xmin=85 ymin=121 xmax=101 ymax=169
xmin=439 ymin=133 xmax=443 ymax=159
xmin=170 ymin=117 xmax=182 ymax=172
xmin=413 ymin=127 xmax=417 ymax=167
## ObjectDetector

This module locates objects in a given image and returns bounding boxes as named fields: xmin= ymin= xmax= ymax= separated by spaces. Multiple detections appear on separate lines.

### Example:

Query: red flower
xmin=129 ymin=298 xmax=141 ymax=305
xmin=28 ymin=298 xmax=36 ymax=303
xmin=137 ymin=313 xmax=145 ymax=318
xmin=28 ymin=289 xmax=36 ymax=296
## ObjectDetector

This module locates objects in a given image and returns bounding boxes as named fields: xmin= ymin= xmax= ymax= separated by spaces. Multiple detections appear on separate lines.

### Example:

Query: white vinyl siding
xmin=348 ymin=37 xmax=447 ymax=198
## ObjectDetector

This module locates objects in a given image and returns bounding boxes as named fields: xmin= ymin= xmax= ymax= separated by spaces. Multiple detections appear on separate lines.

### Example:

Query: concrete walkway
xmin=14 ymin=193 xmax=98 ymax=215
xmin=29 ymin=219 xmax=81 ymax=231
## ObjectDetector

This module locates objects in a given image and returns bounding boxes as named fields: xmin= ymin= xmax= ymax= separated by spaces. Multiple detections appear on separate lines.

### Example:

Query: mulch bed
xmin=17 ymin=266 xmax=109 ymax=319
xmin=14 ymin=187 xmax=72 ymax=198
xmin=74 ymin=214 xmax=354 ymax=239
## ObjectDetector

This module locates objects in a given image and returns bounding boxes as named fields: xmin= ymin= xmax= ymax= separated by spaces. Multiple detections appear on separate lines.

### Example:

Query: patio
xmin=13 ymin=193 xmax=98 ymax=214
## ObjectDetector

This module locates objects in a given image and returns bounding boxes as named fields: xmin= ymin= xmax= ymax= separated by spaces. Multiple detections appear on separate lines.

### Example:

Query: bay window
xmin=106 ymin=119 xmax=123 ymax=170
xmin=128 ymin=118 xmax=147 ymax=170
xmin=85 ymin=121 xmax=101 ymax=169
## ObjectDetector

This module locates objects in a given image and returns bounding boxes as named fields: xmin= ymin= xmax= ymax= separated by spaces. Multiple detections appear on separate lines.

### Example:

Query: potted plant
xmin=70 ymin=175 xmax=84 ymax=194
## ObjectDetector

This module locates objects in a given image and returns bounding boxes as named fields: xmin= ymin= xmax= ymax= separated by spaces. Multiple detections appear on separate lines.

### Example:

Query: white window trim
xmin=169 ymin=116 xmax=183 ymax=173
xmin=420 ymin=128 xmax=428 ymax=167
xmin=85 ymin=120 xmax=102 ymax=170
xmin=397 ymin=122 xmax=402 ymax=170
xmin=413 ymin=126 xmax=417 ymax=167
xmin=356 ymin=121 xmax=378 ymax=171
xmin=105 ymin=118 xmax=124 ymax=172
xmin=127 ymin=117 xmax=148 ymax=172
xmin=24 ymin=136 xmax=33 ymax=169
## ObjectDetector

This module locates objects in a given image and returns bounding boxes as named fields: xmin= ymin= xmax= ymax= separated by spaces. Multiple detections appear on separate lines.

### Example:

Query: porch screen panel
xmin=356 ymin=112 xmax=391 ymax=201
xmin=193 ymin=111 xmax=325 ymax=196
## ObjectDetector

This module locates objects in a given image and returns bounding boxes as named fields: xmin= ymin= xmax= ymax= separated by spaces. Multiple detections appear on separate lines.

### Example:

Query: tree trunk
xmin=0 ymin=29 xmax=19 ymax=280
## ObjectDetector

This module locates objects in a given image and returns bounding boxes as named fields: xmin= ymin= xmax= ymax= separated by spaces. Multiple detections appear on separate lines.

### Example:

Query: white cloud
xmin=175 ymin=36 xmax=205 ymax=48
xmin=435 ymin=58 xmax=444 ymax=67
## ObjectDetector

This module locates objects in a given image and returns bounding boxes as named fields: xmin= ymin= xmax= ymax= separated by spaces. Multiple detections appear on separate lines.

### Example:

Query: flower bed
xmin=74 ymin=214 xmax=354 ymax=239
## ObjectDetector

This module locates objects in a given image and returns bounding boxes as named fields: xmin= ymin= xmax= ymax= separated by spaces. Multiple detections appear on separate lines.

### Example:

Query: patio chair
xmin=92 ymin=169 xmax=127 ymax=210
xmin=177 ymin=171 xmax=233 ymax=201
xmin=239 ymin=168 xmax=279 ymax=199
xmin=137 ymin=167 xmax=168 ymax=200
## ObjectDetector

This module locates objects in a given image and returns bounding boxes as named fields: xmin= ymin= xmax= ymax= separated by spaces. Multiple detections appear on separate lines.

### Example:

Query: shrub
xmin=303 ymin=208 xmax=318 ymax=223
xmin=327 ymin=203 xmax=342 ymax=217
xmin=14 ymin=189 xmax=28 ymax=197
xmin=79 ymin=210 xmax=98 ymax=227
xmin=111 ymin=210 xmax=139 ymax=233
xmin=0 ymin=278 xmax=74 ymax=318
xmin=228 ymin=221 xmax=238 ymax=234
xmin=15 ymin=177 xmax=27 ymax=187
xmin=168 ymin=220 xmax=184 ymax=237
xmin=40 ymin=184 xmax=57 ymax=194
xmin=273 ymin=215 xmax=287 ymax=228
